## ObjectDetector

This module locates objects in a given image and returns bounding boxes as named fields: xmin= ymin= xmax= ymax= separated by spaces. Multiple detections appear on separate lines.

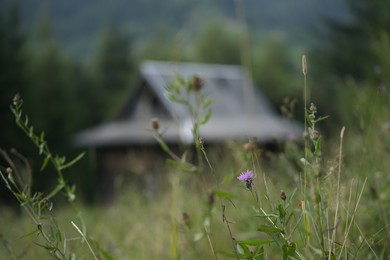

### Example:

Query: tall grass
xmin=148 ymin=56 xmax=387 ymax=259
xmin=1 ymin=56 xmax=390 ymax=259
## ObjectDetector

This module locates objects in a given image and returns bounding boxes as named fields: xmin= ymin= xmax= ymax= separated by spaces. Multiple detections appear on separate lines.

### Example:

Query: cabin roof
xmin=73 ymin=60 xmax=302 ymax=147
xmin=139 ymin=60 xmax=275 ymax=118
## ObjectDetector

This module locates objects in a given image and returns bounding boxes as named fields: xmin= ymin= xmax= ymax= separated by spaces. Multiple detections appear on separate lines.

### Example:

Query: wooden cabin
xmin=73 ymin=60 xmax=302 ymax=201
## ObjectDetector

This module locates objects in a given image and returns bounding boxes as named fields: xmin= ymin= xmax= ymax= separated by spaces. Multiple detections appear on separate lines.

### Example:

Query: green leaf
xmin=285 ymin=188 xmax=297 ymax=207
xmin=285 ymin=212 xmax=294 ymax=226
xmin=283 ymin=244 xmax=288 ymax=260
xmin=0 ymin=172 xmax=11 ymax=189
xmin=40 ymin=154 xmax=51 ymax=171
xmin=257 ymin=225 xmax=285 ymax=234
xmin=236 ymin=243 xmax=250 ymax=255
xmin=203 ymin=97 xmax=214 ymax=108
xmin=278 ymin=204 xmax=286 ymax=219
xmin=255 ymin=213 xmax=279 ymax=218
xmin=175 ymin=74 xmax=186 ymax=87
xmin=282 ymin=242 xmax=296 ymax=259
xmin=315 ymin=115 xmax=330 ymax=123
xmin=45 ymin=182 xmax=65 ymax=200
xmin=288 ymin=242 xmax=296 ymax=256
xmin=28 ymin=126 xmax=34 ymax=137
xmin=180 ymin=151 xmax=188 ymax=163
xmin=253 ymin=245 xmax=265 ymax=260
xmin=59 ymin=152 xmax=85 ymax=171
xmin=237 ymin=239 xmax=273 ymax=246
xmin=199 ymin=110 xmax=212 ymax=125
xmin=38 ymin=142 xmax=46 ymax=155
xmin=55 ymin=155 xmax=66 ymax=167
xmin=154 ymin=135 xmax=171 ymax=154
xmin=34 ymin=242 xmax=57 ymax=251
xmin=164 ymin=92 xmax=188 ymax=105
xmin=55 ymin=228 xmax=64 ymax=243
xmin=314 ymin=136 xmax=322 ymax=154
xmin=40 ymin=131 xmax=45 ymax=141
xmin=14 ymin=192 xmax=28 ymax=202
xmin=24 ymin=115 xmax=29 ymax=126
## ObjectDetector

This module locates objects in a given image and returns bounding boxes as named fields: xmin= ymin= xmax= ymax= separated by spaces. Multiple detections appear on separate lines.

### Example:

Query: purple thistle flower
xmin=237 ymin=170 xmax=254 ymax=182
xmin=238 ymin=170 xmax=255 ymax=190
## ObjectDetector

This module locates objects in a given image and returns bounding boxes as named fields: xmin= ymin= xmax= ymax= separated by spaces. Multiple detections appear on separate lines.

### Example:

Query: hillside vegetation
xmin=2 ymin=0 xmax=349 ymax=61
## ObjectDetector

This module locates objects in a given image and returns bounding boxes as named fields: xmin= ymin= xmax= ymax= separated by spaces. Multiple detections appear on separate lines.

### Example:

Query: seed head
xmin=312 ymin=129 xmax=319 ymax=139
xmin=208 ymin=191 xmax=215 ymax=206
xmin=243 ymin=139 xmax=257 ymax=152
xmin=309 ymin=102 xmax=317 ymax=113
xmin=302 ymin=55 xmax=307 ymax=76
xmin=280 ymin=191 xmax=287 ymax=201
xmin=150 ymin=117 xmax=159 ymax=130
xmin=192 ymin=74 xmax=204 ymax=91
xmin=13 ymin=94 xmax=22 ymax=106
xmin=6 ymin=167 xmax=13 ymax=175
xmin=182 ymin=212 xmax=191 ymax=227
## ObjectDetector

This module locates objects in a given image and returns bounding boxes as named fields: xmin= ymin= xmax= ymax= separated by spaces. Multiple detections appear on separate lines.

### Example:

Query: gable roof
xmin=73 ymin=60 xmax=302 ymax=147
xmin=139 ymin=60 xmax=275 ymax=119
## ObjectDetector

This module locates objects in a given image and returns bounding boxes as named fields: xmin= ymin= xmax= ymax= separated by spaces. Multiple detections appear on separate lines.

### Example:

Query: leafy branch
xmin=0 ymin=94 xmax=103 ymax=259
xmin=10 ymin=94 xmax=84 ymax=202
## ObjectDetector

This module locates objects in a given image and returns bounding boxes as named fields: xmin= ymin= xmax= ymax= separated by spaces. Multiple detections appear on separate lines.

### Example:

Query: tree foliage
xmin=316 ymin=0 xmax=390 ymax=80
xmin=0 ymin=3 xmax=28 ymax=149
xmin=252 ymin=39 xmax=300 ymax=108
xmin=1 ymin=6 xmax=136 ymax=201
xmin=192 ymin=20 xmax=240 ymax=65
xmin=90 ymin=27 xmax=134 ymax=119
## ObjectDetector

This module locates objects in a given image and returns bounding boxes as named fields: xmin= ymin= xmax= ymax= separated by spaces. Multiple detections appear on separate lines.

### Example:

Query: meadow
xmin=1 ymin=58 xmax=390 ymax=260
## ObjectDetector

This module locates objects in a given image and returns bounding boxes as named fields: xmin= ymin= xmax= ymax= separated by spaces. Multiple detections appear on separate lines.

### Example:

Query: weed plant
xmin=149 ymin=56 xmax=387 ymax=259
xmin=0 ymin=95 xmax=110 ymax=259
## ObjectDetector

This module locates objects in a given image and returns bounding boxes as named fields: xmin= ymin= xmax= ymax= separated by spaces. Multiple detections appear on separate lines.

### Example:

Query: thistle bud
xmin=182 ymin=212 xmax=191 ymax=227
xmin=13 ymin=94 xmax=22 ymax=106
xmin=309 ymin=102 xmax=317 ymax=113
xmin=192 ymin=74 xmax=203 ymax=91
xmin=208 ymin=191 xmax=215 ymax=206
xmin=243 ymin=139 xmax=257 ymax=152
xmin=312 ymin=129 xmax=319 ymax=139
xmin=150 ymin=117 xmax=159 ymax=130
xmin=280 ymin=191 xmax=287 ymax=201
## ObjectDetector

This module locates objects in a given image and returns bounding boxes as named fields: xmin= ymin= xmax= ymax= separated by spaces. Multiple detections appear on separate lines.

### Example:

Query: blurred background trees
xmin=191 ymin=19 xmax=241 ymax=65
xmin=309 ymin=0 xmax=390 ymax=132
xmin=90 ymin=27 xmax=134 ymax=120
xmin=0 ymin=4 xmax=28 ymax=150
xmin=315 ymin=0 xmax=390 ymax=80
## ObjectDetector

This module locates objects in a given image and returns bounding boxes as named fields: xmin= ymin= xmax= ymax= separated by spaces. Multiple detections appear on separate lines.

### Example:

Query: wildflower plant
xmin=164 ymin=74 xmax=213 ymax=170
xmin=151 ymin=74 xmax=244 ymax=259
xmin=152 ymin=55 xmax=377 ymax=259
xmin=237 ymin=169 xmax=255 ymax=190
xmin=0 ymin=95 xmax=110 ymax=259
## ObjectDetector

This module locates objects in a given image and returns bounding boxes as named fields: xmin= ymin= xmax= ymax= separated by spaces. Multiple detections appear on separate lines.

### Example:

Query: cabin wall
xmin=96 ymin=146 xmax=168 ymax=203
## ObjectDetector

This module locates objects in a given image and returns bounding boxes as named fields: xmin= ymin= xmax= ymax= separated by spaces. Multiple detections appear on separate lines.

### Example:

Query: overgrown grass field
xmin=1 ymin=58 xmax=390 ymax=259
